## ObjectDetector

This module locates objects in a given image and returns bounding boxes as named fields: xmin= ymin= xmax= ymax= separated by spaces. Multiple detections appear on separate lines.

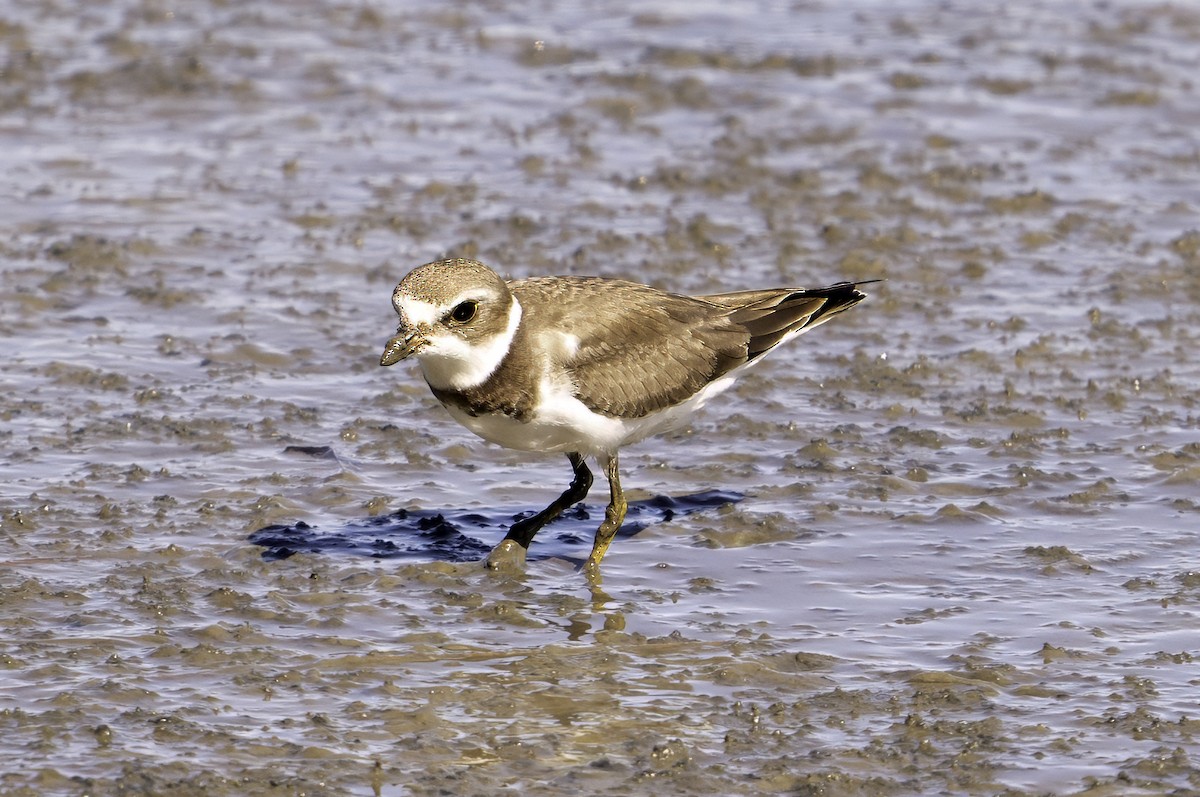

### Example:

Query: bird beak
xmin=380 ymin=328 xmax=427 ymax=366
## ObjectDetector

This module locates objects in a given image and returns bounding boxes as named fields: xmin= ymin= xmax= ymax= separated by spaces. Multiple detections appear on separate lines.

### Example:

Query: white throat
xmin=417 ymin=297 xmax=523 ymax=391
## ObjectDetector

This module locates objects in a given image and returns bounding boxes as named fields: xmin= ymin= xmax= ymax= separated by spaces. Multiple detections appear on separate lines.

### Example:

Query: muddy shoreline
xmin=4 ymin=1 xmax=1200 ymax=794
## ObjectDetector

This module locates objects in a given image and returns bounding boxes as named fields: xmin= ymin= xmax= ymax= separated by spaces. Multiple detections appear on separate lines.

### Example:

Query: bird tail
xmin=702 ymin=280 xmax=876 ymax=361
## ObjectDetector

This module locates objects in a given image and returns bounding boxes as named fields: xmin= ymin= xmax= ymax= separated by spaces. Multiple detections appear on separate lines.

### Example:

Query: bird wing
xmin=511 ymin=277 xmax=749 ymax=418
xmin=701 ymin=282 xmax=869 ymax=360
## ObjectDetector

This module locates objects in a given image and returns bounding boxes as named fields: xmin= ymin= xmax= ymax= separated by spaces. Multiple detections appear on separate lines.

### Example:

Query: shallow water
xmin=4 ymin=0 xmax=1200 ymax=794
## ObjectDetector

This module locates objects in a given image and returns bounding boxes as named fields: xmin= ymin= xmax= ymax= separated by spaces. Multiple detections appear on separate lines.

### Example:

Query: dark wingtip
xmin=794 ymin=278 xmax=880 ymax=306
xmin=815 ymin=278 xmax=883 ymax=295
xmin=792 ymin=279 xmax=878 ymax=328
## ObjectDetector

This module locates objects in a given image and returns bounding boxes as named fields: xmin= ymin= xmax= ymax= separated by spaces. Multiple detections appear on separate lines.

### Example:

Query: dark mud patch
xmin=250 ymin=490 xmax=743 ymax=563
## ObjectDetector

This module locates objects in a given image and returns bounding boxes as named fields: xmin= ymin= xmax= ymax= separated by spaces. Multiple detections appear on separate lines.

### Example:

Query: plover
xmin=380 ymin=258 xmax=870 ymax=573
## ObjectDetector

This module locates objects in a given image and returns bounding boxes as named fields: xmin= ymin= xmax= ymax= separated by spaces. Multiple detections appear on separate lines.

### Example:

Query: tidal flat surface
xmin=3 ymin=1 xmax=1200 ymax=794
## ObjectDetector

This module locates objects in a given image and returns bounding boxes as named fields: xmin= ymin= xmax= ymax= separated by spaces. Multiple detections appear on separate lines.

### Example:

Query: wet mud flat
xmin=4 ymin=0 xmax=1200 ymax=794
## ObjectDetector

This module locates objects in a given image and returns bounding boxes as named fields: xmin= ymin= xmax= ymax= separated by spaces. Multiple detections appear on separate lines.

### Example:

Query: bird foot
xmin=485 ymin=538 xmax=527 ymax=573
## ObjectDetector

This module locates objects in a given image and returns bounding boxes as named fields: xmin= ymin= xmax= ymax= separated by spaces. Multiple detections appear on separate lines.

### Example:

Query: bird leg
xmin=486 ymin=452 xmax=592 ymax=570
xmin=584 ymin=453 xmax=627 ymax=574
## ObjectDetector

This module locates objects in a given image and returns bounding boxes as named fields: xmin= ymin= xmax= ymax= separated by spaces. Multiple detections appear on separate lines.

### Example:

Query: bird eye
xmin=450 ymin=300 xmax=478 ymax=324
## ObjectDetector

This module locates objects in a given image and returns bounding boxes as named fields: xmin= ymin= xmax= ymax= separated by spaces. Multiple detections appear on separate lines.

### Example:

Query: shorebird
xmin=380 ymin=258 xmax=870 ymax=573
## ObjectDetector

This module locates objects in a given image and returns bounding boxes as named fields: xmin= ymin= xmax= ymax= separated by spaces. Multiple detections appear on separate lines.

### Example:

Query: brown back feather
xmin=473 ymin=277 xmax=872 ymax=420
xmin=513 ymin=277 xmax=747 ymax=418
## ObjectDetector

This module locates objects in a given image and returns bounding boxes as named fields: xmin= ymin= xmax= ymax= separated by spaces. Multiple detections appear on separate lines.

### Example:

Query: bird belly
xmin=440 ymin=392 xmax=624 ymax=454
xmin=438 ymin=373 xmax=740 ymax=456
